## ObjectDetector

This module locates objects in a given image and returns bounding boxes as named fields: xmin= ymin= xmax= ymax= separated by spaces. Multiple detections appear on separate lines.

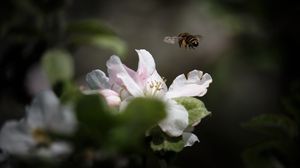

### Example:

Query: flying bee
xmin=164 ymin=32 xmax=202 ymax=49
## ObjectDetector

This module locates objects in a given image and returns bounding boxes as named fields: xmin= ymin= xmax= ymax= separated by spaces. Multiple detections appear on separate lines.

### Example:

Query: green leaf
xmin=242 ymin=140 xmax=298 ymax=168
xmin=67 ymin=19 xmax=116 ymax=36
xmin=150 ymin=127 xmax=185 ymax=152
xmin=75 ymin=94 xmax=115 ymax=140
xmin=174 ymin=97 xmax=211 ymax=126
xmin=243 ymin=114 xmax=298 ymax=138
xmin=107 ymin=98 xmax=166 ymax=150
xmin=42 ymin=49 xmax=74 ymax=85
xmin=67 ymin=19 xmax=127 ymax=55
xmin=120 ymin=98 xmax=166 ymax=130
xmin=59 ymin=81 xmax=82 ymax=103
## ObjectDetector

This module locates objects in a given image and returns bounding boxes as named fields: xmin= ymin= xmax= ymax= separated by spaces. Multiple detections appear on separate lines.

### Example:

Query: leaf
xmin=107 ymin=98 xmax=166 ymax=150
xmin=174 ymin=97 xmax=211 ymax=126
xmin=42 ymin=49 xmax=74 ymax=85
xmin=243 ymin=114 xmax=298 ymax=138
xmin=120 ymin=98 xmax=166 ymax=130
xmin=59 ymin=81 xmax=82 ymax=103
xmin=242 ymin=140 xmax=298 ymax=168
xmin=67 ymin=19 xmax=116 ymax=36
xmin=67 ymin=19 xmax=127 ymax=55
xmin=75 ymin=94 xmax=115 ymax=141
xmin=149 ymin=127 xmax=185 ymax=152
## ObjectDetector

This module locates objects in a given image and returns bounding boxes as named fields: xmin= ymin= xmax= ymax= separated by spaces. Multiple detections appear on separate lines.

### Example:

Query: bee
xmin=163 ymin=32 xmax=202 ymax=49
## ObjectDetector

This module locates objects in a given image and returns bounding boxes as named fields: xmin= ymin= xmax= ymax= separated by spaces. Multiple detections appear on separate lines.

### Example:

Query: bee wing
xmin=163 ymin=36 xmax=179 ymax=44
xmin=195 ymin=35 xmax=202 ymax=41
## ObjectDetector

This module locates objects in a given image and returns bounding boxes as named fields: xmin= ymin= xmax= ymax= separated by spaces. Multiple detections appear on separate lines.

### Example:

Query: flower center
xmin=147 ymin=80 xmax=164 ymax=96
xmin=32 ymin=128 xmax=51 ymax=145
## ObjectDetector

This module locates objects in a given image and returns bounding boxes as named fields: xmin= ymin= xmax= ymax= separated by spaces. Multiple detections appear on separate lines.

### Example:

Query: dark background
xmin=1 ymin=0 xmax=299 ymax=167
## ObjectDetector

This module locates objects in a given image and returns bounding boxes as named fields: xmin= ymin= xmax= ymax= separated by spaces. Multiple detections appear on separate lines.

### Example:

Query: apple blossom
xmin=0 ymin=90 xmax=77 ymax=159
xmin=86 ymin=49 xmax=212 ymax=143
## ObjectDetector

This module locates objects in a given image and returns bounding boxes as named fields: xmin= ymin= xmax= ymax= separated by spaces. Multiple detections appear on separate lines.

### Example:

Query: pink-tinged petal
xmin=99 ymin=89 xmax=121 ymax=107
xmin=136 ymin=49 xmax=156 ymax=82
xmin=158 ymin=100 xmax=188 ymax=137
xmin=123 ymin=64 xmax=144 ymax=87
xmin=86 ymin=70 xmax=110 ymax=89
xmin=166 ymin=70 xmax=212 ymax=98
xmin=106 ymin=56 xmax=143 ymax=97
xmin=182 ymin=132 xmax=199 ymax=147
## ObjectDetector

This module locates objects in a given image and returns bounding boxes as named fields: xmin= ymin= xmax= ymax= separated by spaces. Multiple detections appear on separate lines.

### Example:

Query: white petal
xmin=187 ymin=70 xmax=203 ymax=83
xmin=158 ymin=100 xmax=188 ymax=137
xmin=107 ymin=56 xmax=143 ymax=97
xmin=86 ymin=69 xmax=110 ymax=89
xmin=26 ymin=90 xmax=59 ymax=129
xmin=136 ymin=49 xmax=156 ymax=81
xmin=182 ymin=132 xmax=199 ymax=147
xmin=166 ymin=70 xmax=212 ymax=98
xmin=27 ymin=90 xmax=77 ymax=135
xmin=0 ymin=121 xmax=35 ymax=156
xmin=47 ymin=105 xmax=77 ymax=135
xmin=36 ymin=141 xmax=72 ymax=159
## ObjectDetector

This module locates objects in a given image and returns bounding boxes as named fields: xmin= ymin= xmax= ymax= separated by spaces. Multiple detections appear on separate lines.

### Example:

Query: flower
xmin=86 ymin=49 xmax=212 ymax=140
xmin=0 ymin=90 xmax=77 ymax=159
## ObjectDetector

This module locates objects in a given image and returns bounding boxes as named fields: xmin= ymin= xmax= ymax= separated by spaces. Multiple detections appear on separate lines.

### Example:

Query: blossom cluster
xmin=0 ymin=49 xmax=212 ymax=163
xmin=86 ymin=49 xmax=212 ymax=146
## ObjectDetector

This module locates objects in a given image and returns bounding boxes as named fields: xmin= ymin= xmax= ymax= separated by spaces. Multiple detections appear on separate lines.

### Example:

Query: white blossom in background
xmin=86 ymin=49 xmax=212 ymax=146
xmin=0 ymin=90 xmax=77 ymax=159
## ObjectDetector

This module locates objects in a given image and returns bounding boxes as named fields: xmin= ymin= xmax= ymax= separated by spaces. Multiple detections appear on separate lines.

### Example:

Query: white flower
xmin=0 ymin=90 xmax=77 ymax=159
xmin=86 ymin=49 xmax=212 ymax=140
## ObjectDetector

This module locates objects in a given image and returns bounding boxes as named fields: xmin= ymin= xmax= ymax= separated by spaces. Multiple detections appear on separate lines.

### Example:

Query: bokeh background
xmin=1 ymin=0 xmax=299 ymax=167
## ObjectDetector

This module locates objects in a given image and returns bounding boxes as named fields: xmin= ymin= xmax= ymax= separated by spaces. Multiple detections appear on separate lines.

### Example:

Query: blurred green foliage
xmin=74 ymin=94 xmax=167 ymax=166
xmin=242 ymin=85 xmax=300 ymax=168
xmin=0 ymin=0 xmax=127 ymax=103
xmin=42 ymin=49 xmax=74 ymax=85
xmin=66 ymin=19 xmax=127 ymax=55
xmin=150 ymin=127 xmax=185 ymax=153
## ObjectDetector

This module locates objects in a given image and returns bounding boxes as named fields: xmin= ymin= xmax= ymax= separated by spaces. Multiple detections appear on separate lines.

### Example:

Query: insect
xmin=163 ymin=33 xmax=202 ymax=49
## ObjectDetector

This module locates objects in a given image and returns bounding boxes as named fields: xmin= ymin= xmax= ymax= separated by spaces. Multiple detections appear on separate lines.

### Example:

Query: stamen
xmin=147 ymin=80 xmax=164 ymax=96
xmin=32 ymin=128 xmax=51 ymax=145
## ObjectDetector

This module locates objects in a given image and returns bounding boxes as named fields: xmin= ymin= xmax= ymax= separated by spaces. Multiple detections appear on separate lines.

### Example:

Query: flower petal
xmin=107 ymin=55 xmax=143 ymax=97
xmin=47 ymin=105 xmax=77 ymax=135
xmin=26 ymin=90 xmax=60 ymax=129
xmin=36 ymin=141 xmax=72 ymax=159
xmin=86 ymin=69 xmax=110 ymax=90
xmin=166 ymin=70 xmax=212 ymax=98
xmin=182 ymin=132 xmax=199 ymax=147
xmin=26 ymin=91 xmax=77 ymax=135
xmin=0 ymin=120 xmax=35 ymax=156
xmin=99 ymin=89 xmax=121 ymax=107
xmin=136 ymin=49 xmax=156 ymax=81
xmin=158 ymin=100 xmax=188 ymax=137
